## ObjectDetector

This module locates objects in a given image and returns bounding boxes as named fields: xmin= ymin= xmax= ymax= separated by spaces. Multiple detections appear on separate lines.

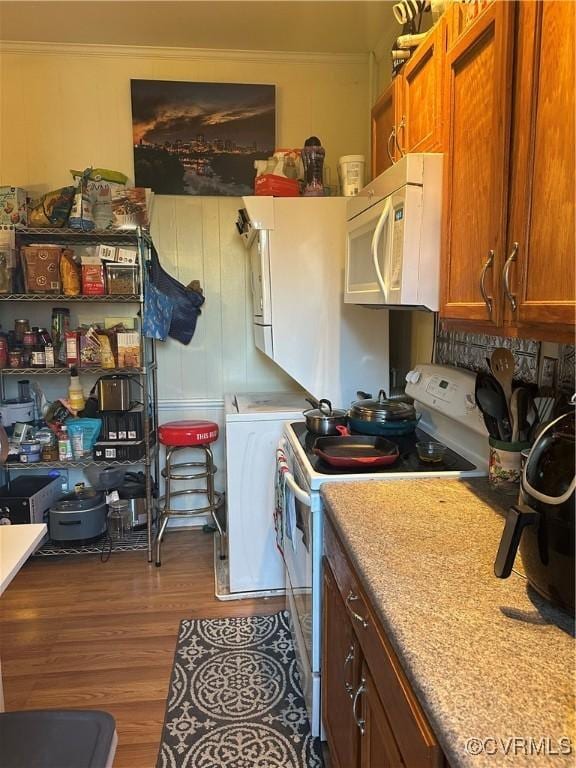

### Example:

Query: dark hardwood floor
xmin=0 ymin=529 xmax=285 ymax=767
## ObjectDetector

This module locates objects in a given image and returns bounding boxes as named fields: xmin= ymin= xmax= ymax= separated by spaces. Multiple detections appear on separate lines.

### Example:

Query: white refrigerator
xmin=238 ymin=196 xmax=390 ymax=409
xmin=221 ymin=391 xmax=309 ymax=598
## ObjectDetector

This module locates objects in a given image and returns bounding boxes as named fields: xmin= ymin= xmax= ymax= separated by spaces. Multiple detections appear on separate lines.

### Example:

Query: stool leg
xmin=155 ymin=445 xmax=175 ymax=567
xmin=205 ymin=445 xmax=226 ymax=559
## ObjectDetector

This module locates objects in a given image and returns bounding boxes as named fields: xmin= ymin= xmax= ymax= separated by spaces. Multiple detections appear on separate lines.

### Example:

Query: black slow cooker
xmin=494 ymin=409 xmax=575 ymax=613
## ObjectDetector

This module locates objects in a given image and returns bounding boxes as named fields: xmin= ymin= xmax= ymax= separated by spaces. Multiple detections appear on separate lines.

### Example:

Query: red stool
xmin=155 ymin=420 xmax=224 ymax=566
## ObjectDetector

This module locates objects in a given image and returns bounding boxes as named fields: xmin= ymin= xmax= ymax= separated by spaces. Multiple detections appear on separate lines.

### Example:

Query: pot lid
xmin=52 ymin=489 xmax=106 ymax=513
xmin=303 ymin=398 xmax=347 ymax=419
xmin=350 ymin=390 xmax=416 ymax=422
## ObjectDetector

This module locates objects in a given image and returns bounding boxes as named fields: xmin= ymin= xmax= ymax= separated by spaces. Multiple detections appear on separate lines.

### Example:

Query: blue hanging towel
xmin=149 ymin=245 xmax=205 ymax=345
xmin=142 ymin=275 xmax=173 ymax=341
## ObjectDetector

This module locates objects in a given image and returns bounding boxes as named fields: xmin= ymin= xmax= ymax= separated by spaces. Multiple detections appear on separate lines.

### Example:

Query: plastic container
xmin=68 ymin=367 xmax=85 ymax=412
xmin=338 ymin=155 xmax=365 ymax=197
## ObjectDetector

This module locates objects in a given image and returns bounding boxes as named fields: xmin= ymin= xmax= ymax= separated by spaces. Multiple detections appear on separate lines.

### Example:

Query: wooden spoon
xmin=509 ymin=388 xmax=520 ymax=442
xmin=490 ymin=348 xmax=514 ymax=406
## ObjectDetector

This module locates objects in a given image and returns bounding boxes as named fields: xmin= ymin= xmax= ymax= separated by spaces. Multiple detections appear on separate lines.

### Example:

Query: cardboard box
xmin=116 ymin=331 xmax=140 ymax=368
xmin=0 ymin=187 xmax=27 ymax=227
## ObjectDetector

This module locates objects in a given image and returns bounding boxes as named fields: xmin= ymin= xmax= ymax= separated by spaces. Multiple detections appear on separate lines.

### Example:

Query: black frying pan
xmin=313 ymin=426 xmax=399 ymax=468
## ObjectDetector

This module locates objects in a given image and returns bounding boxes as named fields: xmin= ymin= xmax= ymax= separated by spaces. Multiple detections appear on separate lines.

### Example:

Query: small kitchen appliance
xmin=0 ymin=399 xmax=34 ymax=429
xmin=345 ymin=152 xmax=443 ymax=310
xmin=494 ymin=409 xmax=575 ymax=613
xmin=97 ymin=375 xmax=131 ymax=411
xmin=49 ymin=490 xmax=107 ymax=544
xmin=0 ymin=475 xmax=62 ymax=524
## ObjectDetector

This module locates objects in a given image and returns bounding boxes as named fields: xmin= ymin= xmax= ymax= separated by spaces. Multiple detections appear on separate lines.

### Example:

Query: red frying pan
xmin=312 ymin=426 xmax=399 ymax=468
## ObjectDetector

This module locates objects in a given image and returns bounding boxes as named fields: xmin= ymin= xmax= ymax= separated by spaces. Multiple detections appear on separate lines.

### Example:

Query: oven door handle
xmin=283 ymin=470 xmax=311 ymax=507
xmin=277 ymin=441 xmax=312 ymax=507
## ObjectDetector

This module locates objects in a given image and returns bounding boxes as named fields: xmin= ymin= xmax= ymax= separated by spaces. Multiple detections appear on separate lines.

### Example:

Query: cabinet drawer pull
xmin=346 ymin=590 xmax=369 ymax=629
xmin=479 ymin=249 xmax=495 ymax=319
xmin=352 ymin=678 xmax=367 ymax=735
xmin=343 ymin=643 xmax=355 ymax=697
xmin=503 ymin=241 xmax=518 ymax=312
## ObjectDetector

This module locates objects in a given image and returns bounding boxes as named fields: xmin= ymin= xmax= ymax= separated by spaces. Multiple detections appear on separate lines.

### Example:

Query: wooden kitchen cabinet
xmin=440 ymin=0 xmax=515 ymax=326
xmin=322 ymin=561 xmax=361 ymax=768
xmin=371 ymin=19 xmax=445 ymax=179
xmin=322 ymin=516 xmax=444 ymax=768
xmin=446 ymin=0 xmax=494 ymax=50
xmin=371 ymin=78 xmax=403 ymax=178
xmin=440 ymin=0 xmax=575 ymax=342
xmin=399 ymin=17 xmax=446 ymax=155
xmin=504 ymin=0 xmax=575 ymax=340
xmin=359 ymin=662 xmax=405 ymax=768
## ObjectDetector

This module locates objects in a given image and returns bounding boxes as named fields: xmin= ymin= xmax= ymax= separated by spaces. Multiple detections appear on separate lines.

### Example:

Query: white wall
xmin=0 ymin=41 xmax=371 ymax=516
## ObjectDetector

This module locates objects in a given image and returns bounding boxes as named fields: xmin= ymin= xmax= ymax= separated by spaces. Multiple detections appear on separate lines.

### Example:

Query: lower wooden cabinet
xmin=322 ymin=562 xmax=360 ymax=768
xmin=322 ymin=516 xmax=445 ymax=768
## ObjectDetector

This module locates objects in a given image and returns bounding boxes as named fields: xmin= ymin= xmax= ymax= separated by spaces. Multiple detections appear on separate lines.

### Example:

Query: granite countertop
xmin=321 ymin=478 xmax=575 ymax=768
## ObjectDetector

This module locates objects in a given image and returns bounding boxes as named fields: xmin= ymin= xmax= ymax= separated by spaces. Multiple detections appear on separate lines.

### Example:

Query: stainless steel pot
xmin=303 ymin=398 xmax=348 ymax=435
xmin=349 ymin=390 xmax=416 ymax=423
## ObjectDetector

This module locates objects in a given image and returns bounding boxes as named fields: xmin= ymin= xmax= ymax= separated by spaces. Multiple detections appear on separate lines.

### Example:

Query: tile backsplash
xmin=435 ymin=326 xmax=575 ymax=392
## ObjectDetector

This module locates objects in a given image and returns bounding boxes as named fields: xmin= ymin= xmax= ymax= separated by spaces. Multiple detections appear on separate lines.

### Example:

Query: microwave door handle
xmin=371 ymin=198 xmax=392 ymax=300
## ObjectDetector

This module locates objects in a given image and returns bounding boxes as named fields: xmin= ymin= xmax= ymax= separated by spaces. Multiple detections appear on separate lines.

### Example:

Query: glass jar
xmin=14 ymin=319 xmax=30 ymax=344
xmin=108 ymin=499 xmax=131 ymax=539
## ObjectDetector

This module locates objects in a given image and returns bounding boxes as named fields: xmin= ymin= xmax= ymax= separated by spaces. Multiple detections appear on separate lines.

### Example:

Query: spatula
xmin=490 ymin=348 xmax=514 ymax=406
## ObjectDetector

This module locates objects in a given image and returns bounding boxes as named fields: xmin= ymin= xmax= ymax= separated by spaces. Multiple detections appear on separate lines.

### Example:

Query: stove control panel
xmin=405 ymin=364 xmax=487 ymax=436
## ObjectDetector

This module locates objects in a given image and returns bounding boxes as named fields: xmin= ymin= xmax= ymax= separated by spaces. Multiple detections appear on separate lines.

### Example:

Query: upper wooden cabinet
xmin=371 ymin=78 xmax=402 ymax=178
xmin=447 ymin=0 xmax=495 ymax=49
xmin=400 ymin=17 xmax=446 ymax=155
xmin=505 ymin=0 xmax=575 ymax=339
xmin=371 ymin=20 xmax=445 ymax=179
xmin=440 ymin=0 xmax=575 ymax=342
xmin=440 ymin=1 xmax=515 ymax=326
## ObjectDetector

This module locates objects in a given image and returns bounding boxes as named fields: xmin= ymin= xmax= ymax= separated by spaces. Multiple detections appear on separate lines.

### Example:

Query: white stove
xmin=276 ymin=364 xmax=489 ymax=736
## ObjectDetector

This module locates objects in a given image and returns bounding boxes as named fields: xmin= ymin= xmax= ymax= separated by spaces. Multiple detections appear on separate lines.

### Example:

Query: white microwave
xmin=344 ymin=153 xmax=443 ymax=311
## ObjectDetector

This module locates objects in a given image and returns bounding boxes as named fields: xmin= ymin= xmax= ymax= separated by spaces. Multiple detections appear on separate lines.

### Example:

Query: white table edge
xmin=0 ymin=523 xmax=47 ymax=596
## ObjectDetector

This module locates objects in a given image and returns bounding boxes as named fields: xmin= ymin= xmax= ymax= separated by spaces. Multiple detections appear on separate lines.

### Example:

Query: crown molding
xmin=0 ymin=40 xmax=368 ymax=66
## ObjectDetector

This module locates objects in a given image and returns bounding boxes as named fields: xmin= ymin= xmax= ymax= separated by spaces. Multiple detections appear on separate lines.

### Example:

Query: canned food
xmin=8 ymin=350 xmax=22 ymax=368
xmin=19 ymin=440 xmax=42 ymax=463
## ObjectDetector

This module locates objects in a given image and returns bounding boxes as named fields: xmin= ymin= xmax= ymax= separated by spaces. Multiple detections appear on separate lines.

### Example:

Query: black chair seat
xmin=0 ymin=709 xmax=116 ymax=768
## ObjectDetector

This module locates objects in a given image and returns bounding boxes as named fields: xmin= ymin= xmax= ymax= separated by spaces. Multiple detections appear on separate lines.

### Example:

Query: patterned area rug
xmin=157 ymin=611 xmax=323 ymax=768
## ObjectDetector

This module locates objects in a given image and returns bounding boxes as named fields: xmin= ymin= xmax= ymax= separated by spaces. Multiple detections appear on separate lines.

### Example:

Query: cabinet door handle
xmin=479 ymin=249 xmax=495 ymax=319
xmin=387 ymin=127 xmax=396 ymax=165
xmin=346 ymin=590 xmax=369 ymax=629
xmin=343 ymin=643 xmax=355 ymax=697
xmin=395 ymin=116 xmax=406 ymax=157
xmin=503 ymin=241 xmax=518 ymax=313
xmin=352 ymin=678 xmax=367 ymax=735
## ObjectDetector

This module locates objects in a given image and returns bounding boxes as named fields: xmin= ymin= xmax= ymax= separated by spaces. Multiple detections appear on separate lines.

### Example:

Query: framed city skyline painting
xmin=131 ymin=79 xmax=276 ymax=196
